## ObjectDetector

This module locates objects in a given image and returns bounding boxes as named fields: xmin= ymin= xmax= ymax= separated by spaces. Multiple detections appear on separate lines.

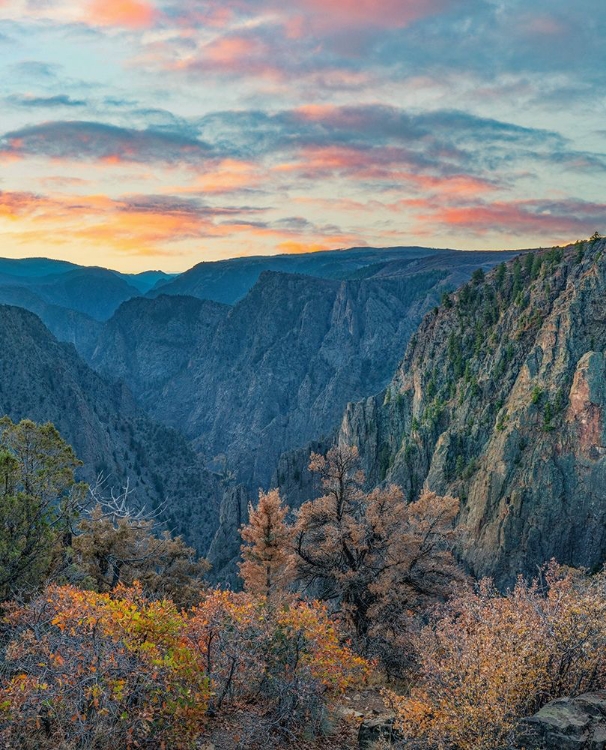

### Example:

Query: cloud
xmin=2 ymin=103 xmax=595 ymax=194
xmin=6 ymin=94 xmax=87 ymax=108
xmin=415 ymin=198 xmax=606 ymax=239
xmin=9 ymin=61 xmax=61 ymax=79
xmin=197 ymin=104 xmax=568 ymax=186
xmin=177 ymin=159 xmax=264 ymax=194
xmin=0 ymin=188 xmax=353 ymax=258
xmin=0 ymin=121 xmax=212 ymax=165
xmin=168 ymin=0 xmax=464 ymax=33
xmin=86 ymin=0 xmax=157 ymax=28
xmin=290 ymin=0 xmax=463 ymax=29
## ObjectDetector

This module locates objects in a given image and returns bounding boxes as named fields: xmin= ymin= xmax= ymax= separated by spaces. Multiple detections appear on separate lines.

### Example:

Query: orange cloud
xmin=87 ymin=0 xmax=156 ymax=29
xmin=277 ymin=240 xmax=342 ymax=254
xmin=0 ymin=187 xmax=363 ymax=263
xmin=204 ymin=36 xmax=261 ymax=66
xmin=189 ymin=160 xmax=263 ymax=194
xmin=170 ymin=34 xmax=283 ymax=80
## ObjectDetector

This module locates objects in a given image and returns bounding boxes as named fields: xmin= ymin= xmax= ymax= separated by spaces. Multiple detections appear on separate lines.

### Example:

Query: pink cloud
xmin=87 ymin=0 xmax=157 ymax=29
xmin=293 ymin=0 xmax=458 ymax=28
xmin=414 ymin=199 xmax=606 ymax=239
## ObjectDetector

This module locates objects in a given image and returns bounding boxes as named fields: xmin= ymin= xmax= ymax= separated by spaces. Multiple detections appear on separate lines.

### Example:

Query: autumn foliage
xmin=3 ymin=422 xmax=606 ymax=750
xmin=73 ymin=505 xmax=210 ymax=608
xmin=0 ymin=583 xmax=205 ymax=749
xmin=293 ymin=446 xmax=463 ymax=671
xmin=0 ymin=584 xmax=368 ymax=749
xmin=386 ymin=564 xmax=606 ymax=749
xmin=239 ymin=489 xmax=292 ymax=601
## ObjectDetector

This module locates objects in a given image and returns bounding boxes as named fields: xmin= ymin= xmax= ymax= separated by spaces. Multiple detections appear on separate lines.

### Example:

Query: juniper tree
xmin=0 ymin=417 xmax=86 ymax=599
xmin=292 ymin=445 xmax=463 ymax=669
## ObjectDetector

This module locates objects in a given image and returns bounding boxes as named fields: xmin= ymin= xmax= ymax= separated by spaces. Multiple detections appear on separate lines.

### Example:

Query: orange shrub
xmin=386 ymin=564 xmax=606 ymax=750
xmin=187 ymin=590 xmax=369 ymax=732
xmin=0 ymin=585 xmax=369 ymax=748
xmin=0 ymin=584 xmax=208 ymax=749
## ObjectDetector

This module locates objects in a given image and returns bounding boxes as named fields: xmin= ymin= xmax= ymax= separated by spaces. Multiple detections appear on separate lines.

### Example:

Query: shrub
xmin=187 ymin=590 xmax=368 ymax=734
xmin=0 ymin=585 xmax=368 ymax=749
xmin=386 ymin=564 xmax=606 ymax=750
xmin=0 ymin=584 xmax=208 ymax=749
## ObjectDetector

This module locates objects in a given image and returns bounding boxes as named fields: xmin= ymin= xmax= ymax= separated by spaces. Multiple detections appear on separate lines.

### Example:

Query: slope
xmin=0 ymin=304 xmax=220 ymax=552
xmin=340 ymin=239 xmax=606 ymax=586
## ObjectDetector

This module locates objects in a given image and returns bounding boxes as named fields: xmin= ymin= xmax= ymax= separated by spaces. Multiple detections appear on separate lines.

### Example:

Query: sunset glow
xmin=0 ymin=0 xmax=604 ymax=271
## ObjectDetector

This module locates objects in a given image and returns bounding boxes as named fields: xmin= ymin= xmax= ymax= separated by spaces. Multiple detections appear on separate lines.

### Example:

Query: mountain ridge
xmin=0 ymin=303 xmax=221 ymax=552
xmin=339 ymin=239 xmax=606 ymax=586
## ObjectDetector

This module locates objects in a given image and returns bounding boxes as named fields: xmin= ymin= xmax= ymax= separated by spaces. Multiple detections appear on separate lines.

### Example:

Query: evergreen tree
xmin=239 ymin=489 xmax=292 ymax=601
xmin=0 ymin=417 xmax=86 ymax=599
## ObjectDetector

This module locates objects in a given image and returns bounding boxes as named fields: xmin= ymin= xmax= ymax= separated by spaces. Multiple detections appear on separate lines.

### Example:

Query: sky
xmin=0 ymin=1 xmax=605 ymax=272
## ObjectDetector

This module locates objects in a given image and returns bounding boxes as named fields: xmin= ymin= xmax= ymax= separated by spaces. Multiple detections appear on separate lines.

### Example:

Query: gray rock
xmin=512 ymin=692 xmax=606 ymax=749
xmin=340 ymin=240 xmax=606 ymax=587
xmin=358 ymin=715 xmax=398 ymax=749
xmin=207 ymin=484 xmax=249 ymax=586
xmin=0 ymin=303 xmax=221 ymax=554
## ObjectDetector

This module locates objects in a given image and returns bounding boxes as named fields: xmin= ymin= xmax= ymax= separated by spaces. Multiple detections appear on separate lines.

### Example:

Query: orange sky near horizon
xmin=0 ymin=0 xmax=604 ymax=272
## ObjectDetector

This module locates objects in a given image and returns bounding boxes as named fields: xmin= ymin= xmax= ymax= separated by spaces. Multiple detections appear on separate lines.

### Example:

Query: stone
xmin=340 ymin=239 xmax=606 ymax=588
xmin=358 ymin=715 xmax=397 ymax=749
xmin=512 ymin=692 xmax=606 ymax=749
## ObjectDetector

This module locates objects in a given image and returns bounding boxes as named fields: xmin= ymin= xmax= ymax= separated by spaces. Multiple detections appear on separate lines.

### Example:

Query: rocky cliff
xmin=92 ymin=251 xmax=519 ymax=495
xmin=341 ymin=239 xmax=606 ymax=586
xmin=0 ymin=304 xmax=221 ymax=552
xmin=90 ymin=295 xmax=228 ymax=416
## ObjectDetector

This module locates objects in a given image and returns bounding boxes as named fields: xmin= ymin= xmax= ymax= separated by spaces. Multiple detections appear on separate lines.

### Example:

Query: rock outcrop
xmin=358 ymin=715 xmax=398 ymax=749
xmin=206 ymin=484 xmax=249 ymax=586
xmin=341 ymin=239 xmax=606 ymax=586
xmin=93 ymin=251 xmax=519 ymax=494
xmin=513 ymin=692 xmax=606 ymax=749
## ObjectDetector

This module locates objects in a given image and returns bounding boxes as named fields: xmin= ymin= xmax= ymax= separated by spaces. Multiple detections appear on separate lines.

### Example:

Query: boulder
xmin=358 ymin=714 xmax=397 ymax=749
xmin=513 ymin=692 xmax=606 ymax=749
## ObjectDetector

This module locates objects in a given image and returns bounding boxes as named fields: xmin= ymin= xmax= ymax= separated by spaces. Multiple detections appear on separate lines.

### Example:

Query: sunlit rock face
xmin=341 ymin=240 xmax=606 ymax=587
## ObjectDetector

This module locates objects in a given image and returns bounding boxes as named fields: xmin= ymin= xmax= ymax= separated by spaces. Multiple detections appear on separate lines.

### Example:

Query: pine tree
xmin=239 ymin=489 xmax=292 ymax=600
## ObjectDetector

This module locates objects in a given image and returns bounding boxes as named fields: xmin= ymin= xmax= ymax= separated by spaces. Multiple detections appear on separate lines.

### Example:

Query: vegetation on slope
xmin=342 ymin=236 xmax=606 ymax=584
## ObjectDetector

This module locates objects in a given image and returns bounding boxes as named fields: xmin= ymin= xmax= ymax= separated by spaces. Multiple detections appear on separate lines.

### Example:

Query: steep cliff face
xmin=90 ymin=295 xmax=229 ymax=415
xmin=0 ymin=259 xmax=163 ymax=357
xmin=183 ymin=269 xmax=444 ymax=487
xmin=341 ymin=240 xmax=606 ymax=586
xmin=0 ymin=304 xmax=221 ymax=552
xmin=93 ymin=251 xmax=518 ymax=493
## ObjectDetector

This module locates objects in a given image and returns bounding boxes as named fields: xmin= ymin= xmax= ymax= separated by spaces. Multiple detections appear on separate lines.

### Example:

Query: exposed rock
xmin=512 ymin=692 xmax=606 ymax=749
xmin=207 ymin=484 xmax=250 ymax=586
xmin=90 ymin=294 xmax=228 ymax=416
xmin=0 ymin=285 xmax=102 ymax=359
xmin=92 ymin=251 xmax=518 ymax=496
xmin=0 ymin=304 xmax=221 ymax=554
xmin=341 ymin=240 xmax=606 ymax=586
xmin=358 ymin=715 xmax=398 ymax=749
